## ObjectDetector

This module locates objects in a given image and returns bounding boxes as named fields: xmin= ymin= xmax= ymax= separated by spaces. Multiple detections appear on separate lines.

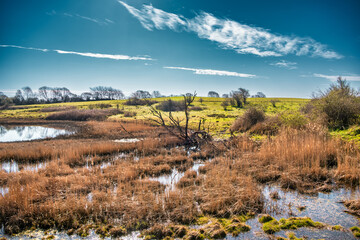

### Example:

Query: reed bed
xmin=0 ymin=123 xmax=359 ymax=237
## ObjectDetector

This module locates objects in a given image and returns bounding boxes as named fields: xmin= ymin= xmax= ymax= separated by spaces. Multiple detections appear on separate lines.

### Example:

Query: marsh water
xmin=0 ymin=125 xmax=73 ymax=142
xmin=1 ymin=156 xmax=359 ymax=239
xmin=1 ymin=160 xmax=46 ymax=173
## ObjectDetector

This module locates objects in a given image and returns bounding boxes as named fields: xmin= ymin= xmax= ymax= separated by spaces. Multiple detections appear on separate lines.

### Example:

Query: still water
xmin=0 ymin=125 xmax=73 ymax=142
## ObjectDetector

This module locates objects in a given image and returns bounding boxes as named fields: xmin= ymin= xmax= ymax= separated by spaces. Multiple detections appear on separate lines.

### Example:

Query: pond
xmin=0 ymin=125 xmax=73 ymax=142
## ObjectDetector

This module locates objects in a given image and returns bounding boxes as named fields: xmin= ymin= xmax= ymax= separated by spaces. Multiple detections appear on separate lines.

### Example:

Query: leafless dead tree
xmin=147 ymin=92 xmax=211 ymax=146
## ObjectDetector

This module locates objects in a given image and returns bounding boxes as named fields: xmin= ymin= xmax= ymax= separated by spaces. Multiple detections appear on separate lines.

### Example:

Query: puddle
xmin=84 ymin=152 xmax=138 ymax=172
xmin=0 ymin=187 xmax=9 ymax=196
xmin=239 ymin=185 xmax=360 ymax=240
xmin=1 ymin=160 xmax=46 ymax=173
xmin=114 ymin=138 xmax=142 ymax=143
xmin=0 ymin=229 xmax=113 ymax=240
xmin=149 ymin=161 xmax=205 ymax=191
xmin=262 ymin=185 xmax=360 ymax=228
xmin=150 ymin=168 xmax=184 ymax=191
xmin=0 ymin=125 xmax=73 ymax=142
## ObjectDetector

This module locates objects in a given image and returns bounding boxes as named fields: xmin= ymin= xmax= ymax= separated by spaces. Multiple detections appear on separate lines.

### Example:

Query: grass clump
xmin=196 ymin=216 xmax=210 ymax=225
xmin=331 ymin=225 xmax=343 ymax=231
xmin=201 ymin=222 xmax=227 ymax=239
xmin=344 ymin=199 xmax=360 ymax=217
xmin=185 ymin=229 xmax=205 ymax=240
xmin=260 ymin=217 xmax=324 ymax=234
xmin=225 ymin=222 xmax=251 ymax=236
xmin=142 ymin=224 xmax=173 ymax=240
xmin=230 ymin=107 xmax=265 ymax=132
xmin=280 ymin=112 xmax=308 ymax=129
xmin=258 ymin=214 xmax=275 ymax=223
xmin=277 ymin=232 xmax=304 ymax=240
xmin=350 ymin=226 xmax=360 ymax=238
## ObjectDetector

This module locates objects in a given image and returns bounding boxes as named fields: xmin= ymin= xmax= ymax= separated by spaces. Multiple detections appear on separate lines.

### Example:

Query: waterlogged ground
xmin=0 ymin=125 xmax=73 ymax=142
xmin=0 ymin=131 xmax=359 ymax=239
xmin=2 ymin=175 xmax=359 ymax=239
xmin=240 ymin=185 xmax=360 ymax=240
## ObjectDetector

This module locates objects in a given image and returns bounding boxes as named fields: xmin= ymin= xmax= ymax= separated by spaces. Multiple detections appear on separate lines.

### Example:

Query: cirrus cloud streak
xmin=313 ymin=74 xmax=360 ymax=81
xmin=119 ymin=1 xmax=342 ymax=59
xmin=0 ymin=44 xmax=152 ymax=61
xmin=164 ymin=66 xmax=256 ymax=78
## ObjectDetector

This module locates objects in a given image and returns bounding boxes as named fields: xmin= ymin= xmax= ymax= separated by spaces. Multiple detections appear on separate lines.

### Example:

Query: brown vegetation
xmin=45 ymin=109 xmax=121 ymax=121
xmin=0 ymin=115 xmax=359 ymax=237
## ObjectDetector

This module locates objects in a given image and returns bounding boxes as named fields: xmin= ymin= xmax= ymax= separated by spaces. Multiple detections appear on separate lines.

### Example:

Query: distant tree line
xmin=0 ymin=86 xmax=266 ymax=107
xmin=6 ymin=86 xmax=129 ymax=105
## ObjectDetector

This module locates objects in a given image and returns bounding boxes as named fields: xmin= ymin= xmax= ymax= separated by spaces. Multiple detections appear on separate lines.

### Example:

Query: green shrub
xmin=281 ymin=112 xmax=308 ymax=129
xmin=311 ymin=77 xmax=360 ymax=129
xmin=156 ymin=99 xmax=186 ymax=112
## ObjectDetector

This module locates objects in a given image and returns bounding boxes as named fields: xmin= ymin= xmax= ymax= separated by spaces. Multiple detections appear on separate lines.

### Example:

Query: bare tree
xmin=230 ymin=91 xmax=243 ymax=108
xmin=90 ymin=86 xmax=124 ymax=100
xmin=221 ymin=98 xmax=230 ymax=110
xmin=38 ymin=86 xmax=52 ymax=102
xmin=0 ymin=92 xmax=11 ymax=108
xmin=14 ymin=90 xmax=24 ymax=104
xmin=148 ymin=92 xmax=211 ymax=146
xmin=238 ymin=88 xmax=250 ymax=105
xmin=253 ymin=92 xmax=266 ymax=98
xmin=132 ymin=90 xmax=151 ymax=99
xmin=81 ymin=92 xmax=94 ymax=101
xmin=22 ymin=87 xmax=33 ymax=101
xmin=152 ymin=90 xmax=162 ymax=98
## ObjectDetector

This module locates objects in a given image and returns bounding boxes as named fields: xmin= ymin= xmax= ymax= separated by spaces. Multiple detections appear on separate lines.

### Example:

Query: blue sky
xmin=0 ymin=0 xmax=359 ymax=98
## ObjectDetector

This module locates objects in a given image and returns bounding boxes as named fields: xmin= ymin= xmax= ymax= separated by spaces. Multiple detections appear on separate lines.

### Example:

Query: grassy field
xmin=0 ymin=97 xmax=310 ymax=138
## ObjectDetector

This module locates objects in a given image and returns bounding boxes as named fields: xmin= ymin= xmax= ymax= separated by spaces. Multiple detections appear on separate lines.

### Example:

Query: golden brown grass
xmin=0 ymin=120 xmax=359 ymax=237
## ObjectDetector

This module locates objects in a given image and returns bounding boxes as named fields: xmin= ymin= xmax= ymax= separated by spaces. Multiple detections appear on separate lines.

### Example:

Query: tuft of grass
xmin=331 ymin=225 xmax=343 ymax=231
xmin=350 ymin=226 xmax=360 ymax=238
xmin=260 ymin=217 xmax=324 ymax=234
xmin=258 ymin=214 xmax=275 ymax=223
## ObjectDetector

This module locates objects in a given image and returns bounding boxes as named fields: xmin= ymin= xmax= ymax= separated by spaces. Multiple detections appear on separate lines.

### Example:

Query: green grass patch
xmin=0 ymin=97 xmax=310 ymax=137
xmin=330 ymin=125 xmax=360 ymax=146
xmin=350 ymin=226 xmax=360 ymax=238
xmin=259 ymin=216 xmax=324 ymax=234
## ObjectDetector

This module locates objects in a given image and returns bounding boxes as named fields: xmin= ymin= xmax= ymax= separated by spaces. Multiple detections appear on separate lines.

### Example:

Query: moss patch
xmin=258 ymin=214 xmax=275 ymax=223
xmin=260 ymin=217 xmax=325 ymax=234
xmin=350 ymin=226 xmax=360 ymax=238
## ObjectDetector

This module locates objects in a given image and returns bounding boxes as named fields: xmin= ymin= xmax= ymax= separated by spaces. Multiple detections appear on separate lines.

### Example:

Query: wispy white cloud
xmin=47 ymin=10 xmax=114 ymax=25
xmin=54 ymin=49 xmax=152 ymax=60
xmin=313 ymin=74 xmax=360 ymax=81
xmin=119 ymin=1 xmax=186 ymax=31
xmin=270 ymin=60 xmax=297 ymax=69
xmin=164 ymin=66 xmax=256 ymax=78
xmin=0 ymin=44 xmax=49 ymax=52
xmin=0 ymin=44 xmax=152 ymax=61
xmin=119 ymin=1 xmax=342 ymax=59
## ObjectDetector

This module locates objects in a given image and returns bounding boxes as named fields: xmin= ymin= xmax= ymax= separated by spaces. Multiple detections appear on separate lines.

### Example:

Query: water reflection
xmin=1 ymin=161 xmax=46 ymax=173
xmin=150 ymin=161 xmax=205 ymax=191
xmin=0 ymin=125 xmax=73 ymax=142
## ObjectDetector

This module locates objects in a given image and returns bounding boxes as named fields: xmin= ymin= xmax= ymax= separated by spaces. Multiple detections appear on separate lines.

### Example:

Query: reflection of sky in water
xmin=1 ymin=161 xmax=46 ymax=173
xmin=236 ymin=185 xmax=360 ymax=240
xmin=0 ymin=126 xmax=72 ymax=142
xmin=150 ymin=161 xmax=204 ymax=192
